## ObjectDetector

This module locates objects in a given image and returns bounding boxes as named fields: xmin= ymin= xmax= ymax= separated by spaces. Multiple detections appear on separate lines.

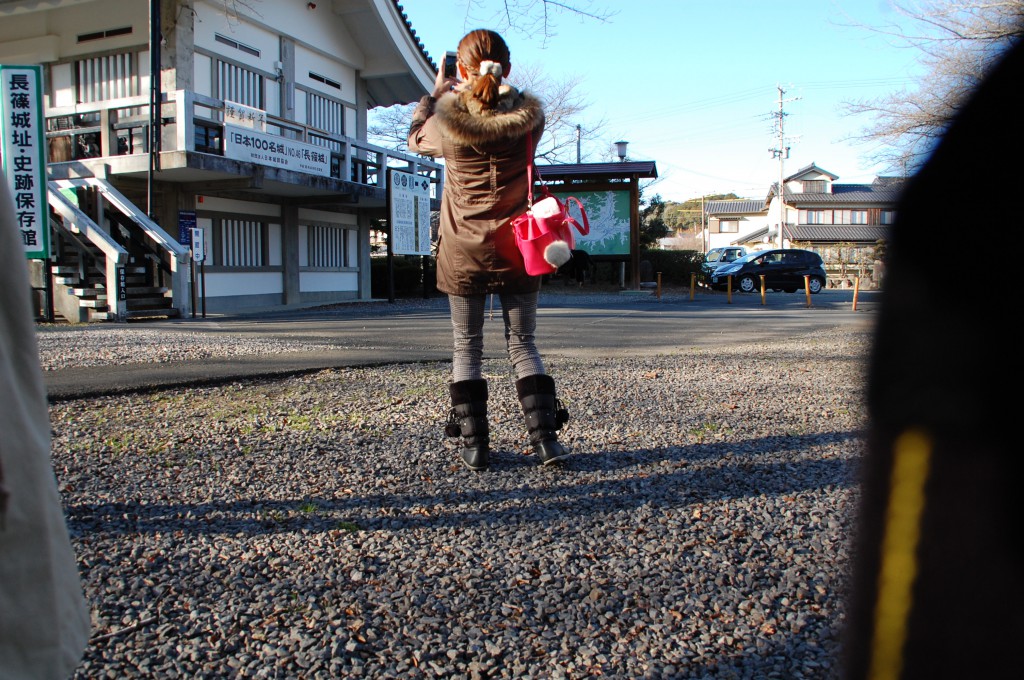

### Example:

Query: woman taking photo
xmin=408 ymin=29 xmax=569 ymax=471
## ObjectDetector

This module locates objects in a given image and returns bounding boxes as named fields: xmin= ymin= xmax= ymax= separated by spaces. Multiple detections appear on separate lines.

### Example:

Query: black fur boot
xmin=515 ymin=374 xmax=570 ymax=465
xmin=445 ymin=379 xmax=490 ymax=471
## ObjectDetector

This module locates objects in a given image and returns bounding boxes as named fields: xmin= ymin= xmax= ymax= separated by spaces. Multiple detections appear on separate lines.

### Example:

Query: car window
xmin=762 ymin=252 xmax=783 ymax=264
xmin=707 ymin=251 xmax=723 ymax=262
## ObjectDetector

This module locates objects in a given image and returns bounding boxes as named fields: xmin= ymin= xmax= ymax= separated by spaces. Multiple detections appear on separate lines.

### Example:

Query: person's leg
xmin=446 ymin=294 xmax=490 ymax=469
xmin=499 ymin=291 xmax=544 ymax=380
xmin=450 ymin=293 xmax=486 ymax=382
xmin=500 ymin=292 xmax=570 ymax=465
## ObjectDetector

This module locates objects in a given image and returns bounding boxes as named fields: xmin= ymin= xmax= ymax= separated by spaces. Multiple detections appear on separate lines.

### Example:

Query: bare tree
xmin=508 ymin=62 xmax=605 ymax=163
xmin=368 ymin=62 xmax=605 ymax=164
xmin=457 ymin=0 xmax=615 ymax=43
xmin=843 ymin=0 xmax=1023 ymax=172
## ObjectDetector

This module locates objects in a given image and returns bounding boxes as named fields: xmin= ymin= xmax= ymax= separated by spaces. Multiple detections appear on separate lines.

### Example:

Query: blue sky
xmin=397 ymin=0 xmax=923 ymax=203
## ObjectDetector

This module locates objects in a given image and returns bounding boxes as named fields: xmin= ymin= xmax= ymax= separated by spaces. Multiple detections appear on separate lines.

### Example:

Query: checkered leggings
xmin=448 ymin=292 xmax=545 ymax=382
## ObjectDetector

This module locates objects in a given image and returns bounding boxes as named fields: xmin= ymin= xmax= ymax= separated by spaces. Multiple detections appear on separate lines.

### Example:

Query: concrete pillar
xmin=164 ymin=0 xmax=194 ymax=92
xmin=282 ymin=204 xmax=301 ymax=304
xmin=357 ymin=212 xmax=373 ymax=300
xmin=279 ymin=37 xmax=296 ymax=127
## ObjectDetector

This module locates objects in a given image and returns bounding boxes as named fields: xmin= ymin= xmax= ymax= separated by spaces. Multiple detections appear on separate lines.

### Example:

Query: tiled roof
xmin=536 ymin=161 xmax=658 ymax=181
xmin=393 ymin=1 xmax=437 ymax=71
xmin=785 ymin=184 xmax=904 ymax=205
xmin=734 ymin=226 xmax=771 ymax=244
xmin=705 ymin=199 xmax=767 ymax=216
xmin=784 ymin=162 xmax=838 ymax=182
xmin=787 ymin=225 xmax=890 ymax=243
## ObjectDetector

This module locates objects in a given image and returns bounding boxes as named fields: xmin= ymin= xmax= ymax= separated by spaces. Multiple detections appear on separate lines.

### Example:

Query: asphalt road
xmin=43 ymin=288 xmax=880 ymax=401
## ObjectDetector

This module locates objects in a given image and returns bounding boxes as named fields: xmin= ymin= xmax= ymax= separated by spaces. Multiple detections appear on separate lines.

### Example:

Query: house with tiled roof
xmin=1 ymin=0 xmax=441 ymax=320
xmin=703 ymin=198 xmax=770 ymax=251
xmin=765 ymin=163 xmax=903 ymax=288
xmin=698 ymin=163 xmax=902 ymax=289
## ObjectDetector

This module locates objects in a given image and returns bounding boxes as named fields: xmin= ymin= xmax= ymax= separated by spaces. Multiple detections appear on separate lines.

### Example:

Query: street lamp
xmin=614 ymin=140 xmax=628 ymax=162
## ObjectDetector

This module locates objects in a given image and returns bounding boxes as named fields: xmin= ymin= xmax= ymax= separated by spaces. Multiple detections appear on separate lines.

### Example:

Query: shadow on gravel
xmin=65 ymin=430 xmax=861 ymax=537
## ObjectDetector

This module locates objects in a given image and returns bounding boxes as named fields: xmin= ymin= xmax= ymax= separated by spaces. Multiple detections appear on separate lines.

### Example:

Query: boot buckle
xmin=555 ymin=398 xmax=569 ymax=429
xmin=444 ymin=409 xmax=461 ymax=437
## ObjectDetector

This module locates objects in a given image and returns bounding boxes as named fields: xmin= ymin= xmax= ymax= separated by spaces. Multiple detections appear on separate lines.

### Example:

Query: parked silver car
xmin=701 ymin=246 xmax=748 ymax=279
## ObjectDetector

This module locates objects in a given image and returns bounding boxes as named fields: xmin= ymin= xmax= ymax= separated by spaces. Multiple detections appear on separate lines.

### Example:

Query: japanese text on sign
xmin=1 ymin=65 xmax=48 ymax=259
xmin=223 ymin=124 xmax=331 ymax=177
xmin=224 ymin=101 xmax=267 ymax=132
xmin=388 ymin=169 xmax=432 ymax=256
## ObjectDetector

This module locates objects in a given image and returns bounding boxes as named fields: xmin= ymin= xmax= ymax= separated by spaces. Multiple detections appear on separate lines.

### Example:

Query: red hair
xmin=457 ymin=29 xmax=511 ymax=111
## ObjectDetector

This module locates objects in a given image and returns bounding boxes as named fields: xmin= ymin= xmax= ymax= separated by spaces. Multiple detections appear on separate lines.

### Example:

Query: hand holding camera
xmin=432 ymin=51 xmax=459 ymax=98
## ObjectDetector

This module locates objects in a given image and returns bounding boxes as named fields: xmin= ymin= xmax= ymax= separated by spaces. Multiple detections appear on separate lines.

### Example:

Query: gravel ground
xmin=46 ymin=307 xmax=870 ymax=679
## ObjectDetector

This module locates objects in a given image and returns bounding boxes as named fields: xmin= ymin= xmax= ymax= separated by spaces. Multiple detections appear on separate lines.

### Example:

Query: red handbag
xmin=510 ymin=134 xmax=589 ymax=276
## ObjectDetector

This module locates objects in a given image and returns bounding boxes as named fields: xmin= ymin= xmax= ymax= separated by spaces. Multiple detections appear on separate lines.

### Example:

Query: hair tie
xmin=478 ymin=60 xmax=502 ymax=78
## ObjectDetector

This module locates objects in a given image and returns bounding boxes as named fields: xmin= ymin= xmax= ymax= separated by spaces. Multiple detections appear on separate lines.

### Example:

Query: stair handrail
xmin=46 ymin=183 xmax=128 ymax=265
xmin=51 ymin=178 xmax=189 ymax=262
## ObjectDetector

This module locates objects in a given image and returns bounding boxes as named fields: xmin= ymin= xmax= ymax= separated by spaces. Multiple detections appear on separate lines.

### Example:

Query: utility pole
xmin=768 ymin=85 xmax=796 ymax=249
xmin=575 ymin=124 xmax=581 ymax=164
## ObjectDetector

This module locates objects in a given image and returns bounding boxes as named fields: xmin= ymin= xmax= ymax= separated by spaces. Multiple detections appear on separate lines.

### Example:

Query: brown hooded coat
xmin=408 ymin=85 xmax=545 ymax=296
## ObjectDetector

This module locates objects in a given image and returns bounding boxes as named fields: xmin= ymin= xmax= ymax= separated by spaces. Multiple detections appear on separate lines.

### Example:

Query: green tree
xmin=639 ymin=194 xmax=670 ymax=250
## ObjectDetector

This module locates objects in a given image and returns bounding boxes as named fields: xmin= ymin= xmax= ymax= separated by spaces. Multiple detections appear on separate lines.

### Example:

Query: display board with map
xmin=550 ymin=189 xmax=631 ymax=256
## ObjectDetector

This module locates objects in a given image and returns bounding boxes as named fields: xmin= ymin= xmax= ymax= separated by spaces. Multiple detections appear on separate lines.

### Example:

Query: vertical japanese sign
xmin=388 ymin=169 xmax=431 ymax=256
xmin=1 ymin=65 xmax=49 ymax=259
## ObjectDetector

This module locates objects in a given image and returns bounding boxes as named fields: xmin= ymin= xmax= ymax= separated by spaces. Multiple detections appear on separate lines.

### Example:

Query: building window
xmin=308 ymin=225 xmax=350 ymax=268
xmin=216 ymin=60 xmax=265 ymax=108
xmin=309 ymin=72 xmax=341 ymax=91
xmin=851 ymin=210 xmax=868 ymax=224
xmin=719 ymin=219 xmax=739 ymax=233
xmin=215 ymin=219 xmax=266 ymax=267
xmin=881 ymin=210 xmax=896 ymax=225
xmin=75 ymin=52 xmax=140 ymax=103
xmin=307 ymin=91 xmax=344 ymax=140
xmin=77 ymin=26 xmax=133 ymax=43
xmin=802 ymin=209 xmax=826 ymax=224
xmin=802 ymin=180 xmax=826 ymax=193
xmin=214 ymin=33 xmax=261 ymax=58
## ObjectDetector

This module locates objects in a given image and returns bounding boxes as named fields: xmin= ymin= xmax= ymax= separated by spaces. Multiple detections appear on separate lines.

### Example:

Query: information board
xmin=388 ymin=169 xmax=432 ymax=256
xmin=1 ymin=65 xmax=49 ymax=259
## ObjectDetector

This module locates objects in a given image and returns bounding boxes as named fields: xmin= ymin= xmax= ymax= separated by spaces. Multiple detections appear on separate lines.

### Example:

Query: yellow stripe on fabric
xmin=867 ymin=428 xmax=933 ymax=680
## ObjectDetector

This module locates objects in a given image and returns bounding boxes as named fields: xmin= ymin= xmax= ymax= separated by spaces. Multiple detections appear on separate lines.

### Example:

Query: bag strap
xmin=526 ymin=130 xmax=535 ymax=206
xmin=563 ymin=196 xmax=590 ymax=236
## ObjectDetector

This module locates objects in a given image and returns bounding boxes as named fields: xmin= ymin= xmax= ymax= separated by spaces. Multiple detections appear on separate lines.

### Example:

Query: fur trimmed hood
xmin=433 ymin=85 xmax=544 ymax=147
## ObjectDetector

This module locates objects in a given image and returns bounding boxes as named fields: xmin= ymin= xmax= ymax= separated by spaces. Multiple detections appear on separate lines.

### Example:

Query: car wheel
xmin=738 ymin=275 xmax=758 ymax=293
xmin=807 ymin=277 xmax=824 ymax=294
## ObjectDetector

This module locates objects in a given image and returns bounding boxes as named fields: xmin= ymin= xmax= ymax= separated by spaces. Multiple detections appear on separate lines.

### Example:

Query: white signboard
xmin=1 ymin=65 xmax=48 ymax=259
xmin=389 ymin=169 xmax=432 ymax=256
xmin=224 ymin=100 xmax=267 ymax=131
xmin=223 ymin=124 xmax=330 ymax=177
xmin=191 ymin=227 xmax=206 ymax=262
